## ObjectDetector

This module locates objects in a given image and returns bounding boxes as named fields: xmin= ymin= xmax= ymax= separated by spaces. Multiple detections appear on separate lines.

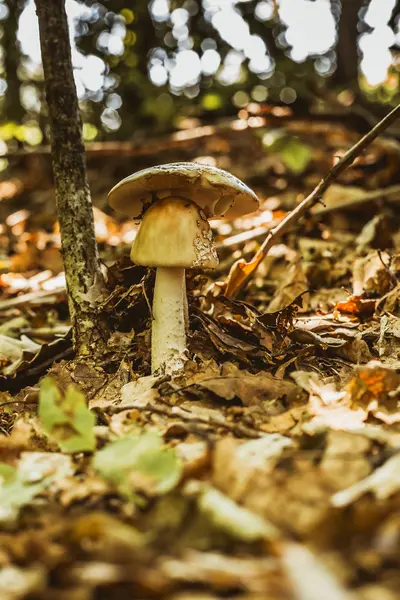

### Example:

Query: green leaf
xmin=39 ymin=377 xmax=66 ymax=430
xmin=279 ymin=137 xmax=311 ymax=174
xmin=0 ymin=453 xmax=74 ymax=524
xmin=38 ymin=377 xmax=96 ymax=453
xmin=0 ymin=463 xmax=17 ymax=483
xmin=0 ymin=476 xmax=45 ymax=524
xmin=94 ymin=432 xmax=182 ymax=497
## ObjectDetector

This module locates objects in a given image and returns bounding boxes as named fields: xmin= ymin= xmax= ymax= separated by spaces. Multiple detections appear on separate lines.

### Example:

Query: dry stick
xmin=109 ymin=401 xmax=261 ymax=439
xmin=0 ymin=287 xmax=66 ymax=311
xmin=224 ymin=103 xmax=400 ymax=298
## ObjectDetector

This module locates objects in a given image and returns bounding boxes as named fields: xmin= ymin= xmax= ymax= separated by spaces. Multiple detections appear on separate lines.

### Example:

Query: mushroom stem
xmin=152 ymin=266 xmax=187 ymax=375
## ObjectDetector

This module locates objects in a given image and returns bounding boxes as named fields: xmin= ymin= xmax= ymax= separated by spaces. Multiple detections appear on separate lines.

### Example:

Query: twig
xmin=216 ymin=225 xmax=271 ymax=249
xmin=224 ymin=103 xmax=400 ymax=298
xmin=108 ymin=400 xmax=262 ymax=439
xmin=0 ymin=399 xmax=36 ymax=409
xmin=142 ymin=281 xmax=153 ymax=320
xmin=313 ymin=183 xmax=400 ymax=215
xmin=0 ymin=287 xmax=66 ymax=311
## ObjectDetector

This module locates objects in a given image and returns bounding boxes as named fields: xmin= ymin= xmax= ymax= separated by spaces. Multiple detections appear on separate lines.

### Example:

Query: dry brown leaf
xmin=346 ymin=362 xmax=400 ymax=423
xmin=193 ymin=371 xmax=303 ymax=407
xmin=175 ymin=442 xmax=211 ymax=478
xmin=280 ymin=542 xmax=354 ymax=600
xmin=267 ymin=260 xmax=309 ymax=313
xmin=223 ymin=256 xmax=264 ymax=298
xmin=160 ymin=550 xmax=284 ymax=594
xmin=352 ymin=251 xmax=393 ymax=297
xmin=331 ymin=453 xmax=400 ymax=507
xmin=334 ymin=295 xmax=376 ymax=318
xmin=212 ymin=435 xmax=293 ymax=503
xmin=319 ymin=430 xmax=372 ymax=491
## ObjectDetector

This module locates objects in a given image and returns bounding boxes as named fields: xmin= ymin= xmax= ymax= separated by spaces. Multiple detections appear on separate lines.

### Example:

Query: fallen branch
xmin=1 ymin=120 xmax=259 ymax=160
xmin=0 ymin=287 xmax=66 ymax=311
xmin=223 ymin=102 xmax=400 ymax=298
xmin=4 ymin=113 xmax=399 ymax=161
xmin=109 ymin=400 xmax=262 ymax=439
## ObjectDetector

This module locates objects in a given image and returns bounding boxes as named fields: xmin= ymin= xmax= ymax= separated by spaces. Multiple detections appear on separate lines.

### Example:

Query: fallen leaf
xmin=0 ymin=565 xmax=46 ymax=600
xmin=38 ymin=376 xmax=96 ymax=453
xmin=212 ymin=435 xmax=293 ymax=502
xmin=346 ymin=362 xmax=400 ymax=423
xmin=223 ymin=255 xmax=263 ymax=299
xmin=280 ymin=542 xmax=353 ymax=600
xmin=193 ymin=372 xmax=303 ymax=407
xmin=334 ymin=295 xmax=376 ymax=317
xmin=356 ymin=214 xmax=392 ymax=251
xmin=184 ymin=480 xmax=279 ymax=542
xmin=267 ymin=261 xmax=309 ymax=313
xmin=352 ymin=251 xmax=393 ymax=296
xmin=331 ymin=453 xmax=400 ymax=507
xmin=0 ymin=452 xmax=73 ymax=524
xmin=175 ymin=441 xmax=211 ymax=478
xmin=195 ymin=310 xmax=266 ymax=365
xmin=93 ymin=432 xmax=182 ymax=497
xmin=0 ymin=333 xmax=72 ymax=385
xmin=160 ymin=550 xmax=283 ymax=594
xmin=120 ymin=375 xmax=161 ymax=407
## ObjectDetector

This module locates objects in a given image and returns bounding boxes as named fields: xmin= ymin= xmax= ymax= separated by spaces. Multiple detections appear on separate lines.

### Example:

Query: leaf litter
xmin=1 ymin=114 xmax=400 ymax=599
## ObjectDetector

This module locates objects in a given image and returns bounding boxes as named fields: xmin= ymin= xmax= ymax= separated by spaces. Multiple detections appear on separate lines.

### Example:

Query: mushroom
xmin=108 ymin=162 xmax=259 ymax=375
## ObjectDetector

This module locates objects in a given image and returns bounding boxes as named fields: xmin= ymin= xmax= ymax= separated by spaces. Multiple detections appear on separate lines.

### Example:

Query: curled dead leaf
xmin=334 ymin=295 xmax=376 ymax=318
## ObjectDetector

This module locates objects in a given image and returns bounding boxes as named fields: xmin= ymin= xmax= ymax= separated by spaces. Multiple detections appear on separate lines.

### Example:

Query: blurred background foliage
xmin=0 ymin=0 xmax=399 ymax=154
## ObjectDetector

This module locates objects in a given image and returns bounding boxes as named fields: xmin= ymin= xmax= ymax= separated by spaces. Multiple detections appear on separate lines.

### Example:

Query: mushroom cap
xmin=130 ymin=196 xmax=219 ymax=269
xmin=108 ymin=162 xmax=259 ymax=220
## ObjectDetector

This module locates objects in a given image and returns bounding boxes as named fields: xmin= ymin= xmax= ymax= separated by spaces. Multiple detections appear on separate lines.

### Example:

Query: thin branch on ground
xmin=313 ymin=183 xmax=400 ymax=215
xmin=108 ymin=400 xmax=262 ymax=439
xmin=224 ymin=102 xmax=400 ymax=298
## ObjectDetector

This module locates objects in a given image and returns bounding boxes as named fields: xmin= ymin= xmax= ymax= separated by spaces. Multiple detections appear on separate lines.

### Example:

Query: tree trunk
xmin=34 ymin=0 xmax=108 ymax=356
xmin=3 ymin=0 xmax=24 ymax=124
xmin=334 ymin=0 xmax=364 ymax=86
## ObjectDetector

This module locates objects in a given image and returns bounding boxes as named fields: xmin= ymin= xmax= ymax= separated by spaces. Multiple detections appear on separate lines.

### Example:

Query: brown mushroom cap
xmin=108 ymin=162 xmax=259 ymax=220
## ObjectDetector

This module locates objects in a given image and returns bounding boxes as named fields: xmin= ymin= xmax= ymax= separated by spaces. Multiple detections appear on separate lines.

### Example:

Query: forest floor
xmin=1 ymin=110 xmax=400 ymax=600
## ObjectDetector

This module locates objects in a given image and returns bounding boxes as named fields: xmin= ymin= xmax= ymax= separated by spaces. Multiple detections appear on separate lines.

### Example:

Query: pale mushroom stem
xmin=152 ymin=266 xmax=187 ymax=375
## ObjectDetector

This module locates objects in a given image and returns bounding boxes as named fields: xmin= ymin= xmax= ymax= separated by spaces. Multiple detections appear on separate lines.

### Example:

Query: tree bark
xmin=34 ymin=0 xmax=108 ymax=356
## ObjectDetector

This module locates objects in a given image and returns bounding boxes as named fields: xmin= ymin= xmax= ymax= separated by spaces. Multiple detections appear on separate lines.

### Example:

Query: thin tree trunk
xmin=334 ymin=0 xmax=364 ymax=85
xmin=3 ymin=0 xmax=24 ymax=123
xmin=34 ymin=0 xmax=108 ymax=356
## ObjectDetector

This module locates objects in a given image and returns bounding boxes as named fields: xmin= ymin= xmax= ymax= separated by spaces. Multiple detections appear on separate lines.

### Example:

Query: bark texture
xmin=35 ymin=0 xmax=107 ymax=356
